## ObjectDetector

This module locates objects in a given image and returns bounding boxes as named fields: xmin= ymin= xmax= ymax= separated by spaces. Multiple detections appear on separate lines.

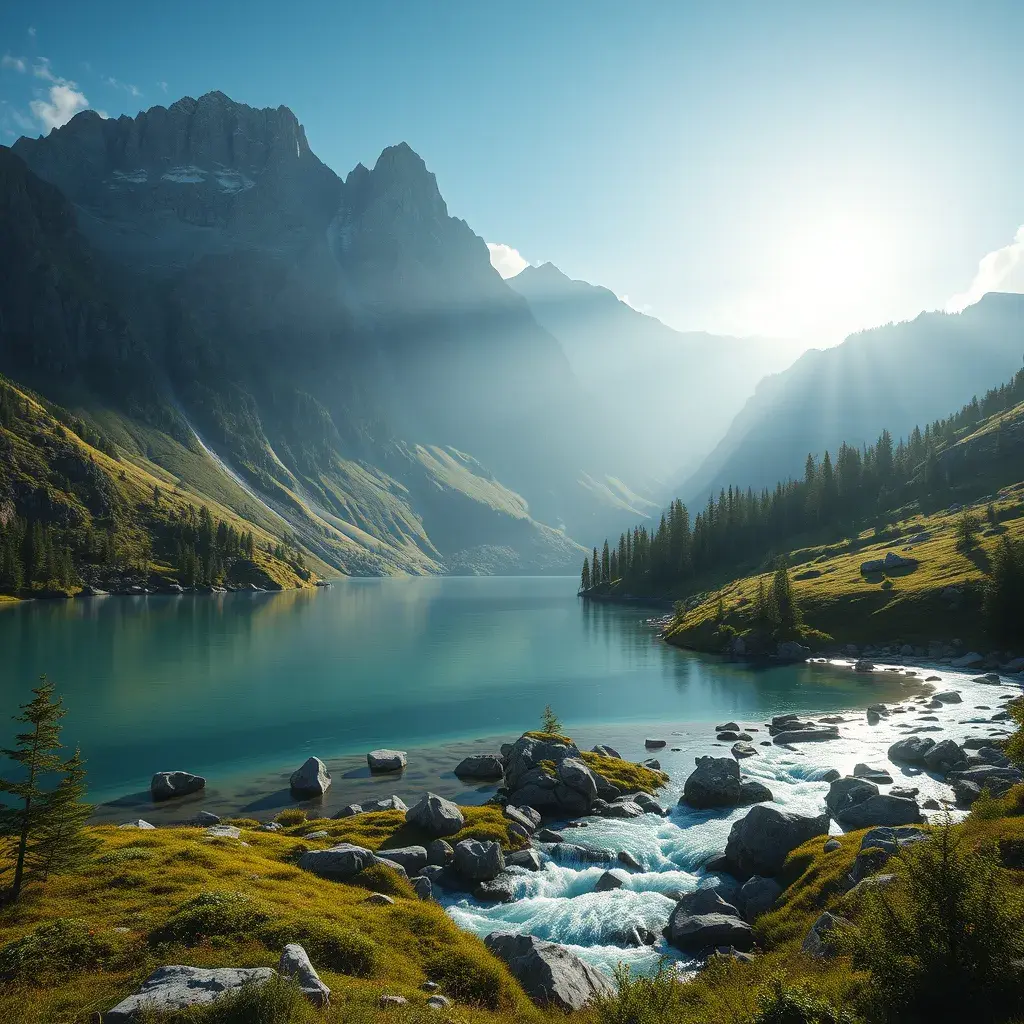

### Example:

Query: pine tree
xmin=601 ymin=540 xmax=610 ymax=584
xmin=580 ymin=558 xmax=591 ymax=592
xmin=591 ymin=547 xmax=599 ymax=589
xmin=771 ymin=559 xmax=801 ymax=636
xmin=34 ymin=747 xmax=94 ymax=879
xmin=985 ymin=537 xmax=1024 ymax=646
xmin=0 ymin=678 xmax=66 ymax=900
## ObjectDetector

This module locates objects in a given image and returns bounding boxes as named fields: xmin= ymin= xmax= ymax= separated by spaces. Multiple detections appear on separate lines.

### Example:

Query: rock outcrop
xmin=725 ymin=805 xmax=829 ymax=879
xmin=106 ymin=966 xmax=277 ymax=1021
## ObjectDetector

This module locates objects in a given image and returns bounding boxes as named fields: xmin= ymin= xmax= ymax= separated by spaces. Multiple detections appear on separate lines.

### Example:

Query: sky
xmin=2 ymin=0 xmax=1023 ymax=347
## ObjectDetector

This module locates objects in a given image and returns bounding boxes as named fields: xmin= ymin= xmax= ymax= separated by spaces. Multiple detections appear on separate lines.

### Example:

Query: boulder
xmin=507 ymin=848 xmax=544 ymax=872
xmin=933 ymin=691 xmax=962 ymax=703
xmin=594 ymin=870 xmax=627 ymax=892
xmin=151 ymin=771 xmax=206 ymax=802
xmin=738 ymin=780 xmax=774 ymax=805
xmin=537 ymin=828 xmax=564 ymax=843
xmin=378 ymin=846 xmax=428 ymax=874
xmin=946 ymin=764 xmax=1024 ymax=798
xmin=361 ymin=795 xmax=408 ymax=813
xmin=739 ymin=876 xmax=782 ymax=922
xmin=716 ymin=722 xmax=741 ymax=733
xmin=859 ymin=826 xmax=927 ymax=857
xmin=504 ymin=805 xmax=541 ymax=832
xmin=950 ymin=652 xmax=983 ymax=668
xmin=120 ymin=819 xmax=155 ymax=830
xmin=802 ymin=912 xmax=851 ymax=957
xmin=484 ymin=933 xmax=614 ymax=1011
xmin=732 ymin=742 xmax=758 ymax=759
xmin=425 ymin=839 xmax=454 ymax=866
xmin=823 ymin=838 xmax=841 ymax=852
xmin=289 ymin=757 xmax=331 ymax=797
xmin=503 ymin=733 xmax=582 ymax=792
xmin=667 ymin=910 xmax=754 ymax=953
xmin=205 ymin=824 xmax=241 ymax=840
xmin=193 ymin=811 xmax=221 ymax=825
xmin=645 ymin=738 xmax=667 ymax=749
xmin=617 ymin=850 xmax=643 ymax=870
xmin=674 ymin=888 xmax=741 ymax=918
xmin=367 ymin=749 xmax=407 ymax=773
xmin=474 ymin=874 xmax=519 ymax=903
xmin=298 ymin=843 xmax=377 ymax=881
xmin=923 ymin=739 xmax=965 ymax=774
xmin=591 ymin=744 xmax=621 ymax=758
xmin=406 ymin=793 xmax=465 ymax=837
xmin=776 ymin=640 xmax=811 ymax=662
xmin=279 ymin=944 xmax=330 ymax=1007
xmin=852 ymin=764 xmax=893 ymax=784
xmin=716 ymin=731 xmax=741 ymax=741
xmin=825 ymin=777 xmax=878 ymax=818
xmin=105 ymin=966 xmax=277 ymax=1021
xmin=888 ymin=736 xmax=936 ymax=765
xmin=725 ymin=805 xmax=830 ymax=878
xmin=454 ymin=839 xmax=505 ymax=882
xmin=597 ymin=800 xmax=645 ymax=819
xmin=411 ymin=875 xmax=433 ymax=900
xmin=682 ymin=756 xmax=741 ymax=808
xmin=632 ymin=792 xmax=668 ymax=815
xmin=454 ymin=754 xmax=504 ymax=779
xmin=773 ymin=726 xmax=840 ymax=744
xmin=835 ymin=795 xmax=924 ymax=829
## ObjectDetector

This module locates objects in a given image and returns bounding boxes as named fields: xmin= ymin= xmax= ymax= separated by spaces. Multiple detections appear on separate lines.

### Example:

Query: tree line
xmin=582 ymin=363 xmax=1024 ymax=597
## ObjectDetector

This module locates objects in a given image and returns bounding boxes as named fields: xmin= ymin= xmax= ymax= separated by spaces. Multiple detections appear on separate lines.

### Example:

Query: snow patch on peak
xmin=161 ymin=165 xmax=206 ymax=184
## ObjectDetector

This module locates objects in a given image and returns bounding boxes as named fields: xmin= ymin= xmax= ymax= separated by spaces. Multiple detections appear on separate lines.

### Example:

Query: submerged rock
xmin=151 ymin=770 xmax=206 ymax=801
xmin=367 ymin=749 xmax=407 ymax=773
xmin=484 ymin=933 xmax=614 ymax=1011
xmin=454 ymin=754 xmax=504 ymax=779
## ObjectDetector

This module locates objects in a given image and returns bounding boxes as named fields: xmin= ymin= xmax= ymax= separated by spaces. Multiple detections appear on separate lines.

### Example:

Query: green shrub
xmin=350 ymin=862 xmax=417 ymax=898
xmin=593 ymin=963 xmax=683 ymax=1024
xmin=137 ymin=977 xmax=306 ymax=1023
xmin=96 ymin=846 xmax=156 ymax=865
xmin=258 ymin=918 xmax=379 ymax=977
xmin=0 ymin=918 xmax=123 ymax=983
xmin=423 ymin=946 xmax=508 ymax=1009
xmin=274 ymin=808 xmax=307 ymax=827
xmin=151 ymin=891 xmax=275 ymax=946
xmin=752 ymin=978 xmax=857 ymax=1024
xmin=850 ymin=823 xmax=1024 ymax=1023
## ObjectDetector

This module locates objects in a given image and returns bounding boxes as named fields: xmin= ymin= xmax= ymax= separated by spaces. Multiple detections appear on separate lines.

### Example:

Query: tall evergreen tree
xmin=580 ymin=557 xmax=591 ymax=592
xmin=35 ymin=747 xmax=94 ymax=880
xmin=0 ymin=678 xmax=66 ymax=900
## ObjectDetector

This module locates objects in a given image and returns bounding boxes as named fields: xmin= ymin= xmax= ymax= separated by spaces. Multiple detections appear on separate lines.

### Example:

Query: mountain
xmin=509 ymin=262 xmax=801 ymax=481
xmin=4 ymin=92 xmax=663 ymax=578
xmin=679 ymin=293 xmax=1024 ymax=504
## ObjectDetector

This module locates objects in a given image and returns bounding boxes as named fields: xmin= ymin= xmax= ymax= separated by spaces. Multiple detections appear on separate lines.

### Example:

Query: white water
xmin=445 ymin=660 xmax=1020 ymax=975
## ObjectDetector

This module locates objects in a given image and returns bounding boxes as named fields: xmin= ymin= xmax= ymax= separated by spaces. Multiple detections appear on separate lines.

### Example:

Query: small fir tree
xmin=35 ymin=746 xmax=94 ymax=879
xmin=541 ymin=705 xmax=562 ymax=735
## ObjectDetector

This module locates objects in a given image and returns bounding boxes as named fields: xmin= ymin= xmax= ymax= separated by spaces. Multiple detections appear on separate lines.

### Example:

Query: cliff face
xmin=3 ymin=93 xmax=649 ymax=573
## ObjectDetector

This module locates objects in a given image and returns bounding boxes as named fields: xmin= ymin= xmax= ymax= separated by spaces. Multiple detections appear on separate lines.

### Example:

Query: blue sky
xmin=2 ymin=1 xmax=1023 ymax=345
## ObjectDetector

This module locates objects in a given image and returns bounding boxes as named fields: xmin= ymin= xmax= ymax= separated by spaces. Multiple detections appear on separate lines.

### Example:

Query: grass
xmin=579 ymin=752 xmax=668 ymax=794
xmin=0 ymin=822 xmax=545 ymax=1024
xmin=665 ymin=486 xmax=1024 ymax=651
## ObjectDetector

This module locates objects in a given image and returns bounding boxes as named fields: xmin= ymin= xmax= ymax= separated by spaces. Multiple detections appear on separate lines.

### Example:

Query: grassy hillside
xmin=665 ymin=481 xmax=1024 ymax=652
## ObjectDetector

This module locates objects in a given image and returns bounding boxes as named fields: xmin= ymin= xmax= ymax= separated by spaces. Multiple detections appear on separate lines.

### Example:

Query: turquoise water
xmin=0 ymin=576 xmax=905 ymax=810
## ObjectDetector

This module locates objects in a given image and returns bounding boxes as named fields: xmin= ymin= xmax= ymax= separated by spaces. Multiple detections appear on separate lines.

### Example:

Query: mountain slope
xmin=2 ymin=94 xmax=628 ymax=576
xmin=680 ymin=293 xmax=1024 ymax=504
xmin=509 ymin=261 xmax=801 ymax=481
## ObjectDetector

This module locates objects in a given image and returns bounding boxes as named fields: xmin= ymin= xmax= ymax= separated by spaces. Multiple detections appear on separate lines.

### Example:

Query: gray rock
xmin=933 ymin=691 xmax=962 ymax=703
xmin=725 ymin=805 xmax=830 ymax=878
xmin=454 ymin=754 xmax=504 ymax=779
xmin=120 ymin=819 xmax=155 ymax=829
xmin=645 ymin=738 xmax=667 ymax=749
xmin=258 ymin=821 xmax=283 ymax=832
xmin=740 ymin=876 xmax=783 ymax=922
xmin=378 ymin=846 xmax=427 ymax=874
xmin=776 ymin=640 xmax=811 ymax=662
xmin=591 ymin=744 xmax=621 ymax=758
xmin=823 ymin=838 xmax=841 ymax=852
xmin=682 ymin=756 xmax=741 ymax=808
xmin=594 ymin=870 xmax=626 ymax=892
xmin=303 ymin=830 xmax=329 ymax=841
xmin=598 ymin=800 xmax=645 ymax=819
xmin=504 ymin=804 xmax=541 ymax=832
xmin=406 ymin=792 xmax=465 ymax=838
xmin=617 ymin=849 xmax=643 ymax=870
xmin=503 ymin=733 xmax=582 ymax=793
xmin=484 ymin=933 xmax=614 ymax=1010
xmin=859 ymin=826 xmax=927 ymax=856
xmin=361 ymin=795 xmax=409 ymax=814
xmin=537 ymin=828 xmax=564 ymax=843
xmin=425 ymin=839 xmax=454 ymax=866
xmin=950 ymin=652 xmax=983 ymax=668
xmin=205 ymin=824 xmax=241 ymax=840
xmin=888 ymin=736 xmax=936 ymax=765
xmin=289 ymin=757 xmax=331 ymax=797
xmin=507 ymin=848 xmax=544 ymax=871
xmin=298 ymin=843 xmax=377 ymax=880
xmin=738 ymin=780 xmax=774 ymax=805
xmin=852 ymin=763 xmax=893 ymax=784
xmin=923 ymin=739 xmax=965 ymax=773
xmin=947 ymin=764 xmax=1024 ymax=798
xmin=367 ymin=749 xmax=407 ymax=773
xmin=825 ymin=777 xmax=878 ymax=818
xmin=411 ymin=875 xmax=433 ymax=900
xmin=835 ymin=795 xmax=923 ymax=829
xmin=642 ymin=758 xmax=662 ymax=770
xmin=716 ymin=722 xmax=741 ymax=733
xmin=632 ymin=792 xmax=668 ymax=815
xmin=773 ymin=726 xmax=840 ymax=744
xmin=732 ymin=742 xmax=758 ymax=759
xmin=802 ymin=912 xmax=851 ymax=957
xmin=667 ymin=910 xmax=754 ymax=953
xmin=105 ymin=966 xmax=277 ymax=1021
xmin=674 ymin=888 xmax=741 ymax=918
xmin=426 ymin=994 xmax=451 ymax=1009
xmin=279 ymin=944 xmax=330 ymax=1007
xmin=193 ymin=811 xmax=221 ymax=825
xmin=374 ymin=858 xmax=409 ymax=879
xmin=151 ymin=771 xmax=206 ymax=801
xmin=454 ymin=839 xmax=505 ymax=882
xmin=474 ymin=874 xmax=519 ymax=903
xmin=380 ymin=994 xmax=408 ymax=1006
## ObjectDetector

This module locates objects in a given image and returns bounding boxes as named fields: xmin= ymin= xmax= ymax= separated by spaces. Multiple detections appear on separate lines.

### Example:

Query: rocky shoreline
xmin=111 ymin=657 xmax=1022 ymax=1010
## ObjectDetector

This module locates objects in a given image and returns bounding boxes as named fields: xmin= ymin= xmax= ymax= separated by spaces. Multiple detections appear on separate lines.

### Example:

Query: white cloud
xmin=946 ymin=226 xmax=1024 ymax=313
xmin=106 ymin=76 xmax=142 ymax=97
xmin=28 ymin=26 xmax=36 ymax=38
xmin=487 ymin=242 xmax=529 ymax=279
xmin=28 ymin=61 xmax=94 ymax=132
xmin=158 ymin=80 xmax=168 ymax=93
xmin=2 ymin=54 xmax=27 ymax=72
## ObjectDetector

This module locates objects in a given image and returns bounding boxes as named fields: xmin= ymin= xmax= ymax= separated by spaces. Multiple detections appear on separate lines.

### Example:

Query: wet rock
xmin=289 ymin=757 xmax=330 ymax=797
xmin=667 ymin=910 xmax=754 ymax=953
xmin=738 ymin=780 xmax=774 ymax=805
xmin=888 ymin=736 xmax=936 ymax=765
xmin=852 ymin=764 xmax=893 ymax=784
xmin=716 ymin=722 xmax=741 ymax=733
xmin=537 ymin=828 xmax=565 ymax=843
xmin=595 ymin=870 xmax=627 ymax=892
xmin=617 ymin=850 xmax=643 ymax=870
xmin=484 ymin=933 xmax=614 ymax=1010
xmin=406 ymin=793 xmax=465 ymax=838
xmin=454 ymin=839 xmax=505 ymax=882
xmin=367 ymin=749 xmax=407 ymax=773
xmin=933 ymin=691 xmax=962 ymax=703
xmin=773 ymin=726 xmax=840 ymax=744
xmin=923 ymin=739 xmax=966 ymax=773
xmin=889 ymin=786 xmax=920 ymax=800
xmin=474 ymin=873 xmax=518 ymax=902
xmin=642 ymin=758 xmax=662 ymax=770
xmin=717 ymin=731 xmax=741 ymax=741
xmin=732 ymin=742 xmax=758 ymax=759
xmin=825 ymin=776 xmax=878 ymax=818
xmin=632 ymin=792 xmax=668 ymax=815
xmin=105 ymin=966 xmax=276 ymax=1021
xmin=947 ymin=765 xmax=1024 ymax=798
xmin=504 ymin=805 xmax=541 ymax=832
xmin=454 ymin=754 xmax=504 ymax=779
xmin=279 ymin=944 xmax=330 ymax=1006
xmin=507 ymin=848 xmax=544 ymax=871
xmin=675 ymin=888 xmax=742 ymax=918
xmin=151 ymin=771 xmax=206 ymax=802
xmin=682 ymin=756 xmax=741 ymax=808
xmin=645 ymin=738 xmax=667 ymax=749
xmin=725 ymin=805 xmax=830 ymax=878
xmin=922 ymin=798 xmax=941 ymax=810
